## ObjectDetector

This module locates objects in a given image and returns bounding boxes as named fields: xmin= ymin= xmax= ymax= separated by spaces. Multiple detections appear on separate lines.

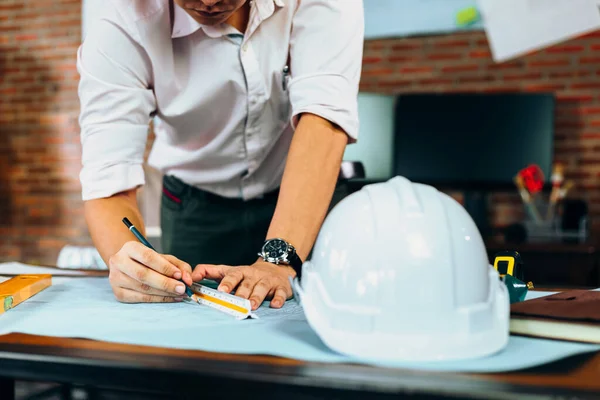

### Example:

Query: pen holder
xmin=521 ymin=198 xmax=588 ymax=243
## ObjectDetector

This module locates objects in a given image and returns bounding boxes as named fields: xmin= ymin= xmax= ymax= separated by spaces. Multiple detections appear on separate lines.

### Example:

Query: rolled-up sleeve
xmin=288 ymin=0 xmax=364 ymax=142
xmin=77 ymin=5 xmax=156 ymax=201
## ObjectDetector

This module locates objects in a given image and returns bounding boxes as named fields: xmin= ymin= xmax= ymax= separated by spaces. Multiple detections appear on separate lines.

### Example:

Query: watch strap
xmin=286 ymin=250 xmax=303 ymax=278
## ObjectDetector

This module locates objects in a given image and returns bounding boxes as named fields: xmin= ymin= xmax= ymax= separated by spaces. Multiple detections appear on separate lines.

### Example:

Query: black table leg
xmin=0 ymin=377 xmax=15 ymax=400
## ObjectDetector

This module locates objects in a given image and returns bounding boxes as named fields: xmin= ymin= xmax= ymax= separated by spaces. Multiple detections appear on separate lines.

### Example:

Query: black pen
xmin=122 ymin=217 xmax=195 ymax=299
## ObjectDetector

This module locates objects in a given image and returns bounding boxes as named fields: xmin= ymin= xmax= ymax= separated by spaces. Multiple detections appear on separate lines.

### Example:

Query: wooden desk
xmin=0 ymin=333 xmax=599 ymax=399
xmin=1 ymin=268 xmax=599 ymax=399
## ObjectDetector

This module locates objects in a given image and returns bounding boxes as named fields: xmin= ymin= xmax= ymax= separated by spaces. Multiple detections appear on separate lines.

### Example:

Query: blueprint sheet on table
xmin=0 ymin=276 xmax=598 ymax=373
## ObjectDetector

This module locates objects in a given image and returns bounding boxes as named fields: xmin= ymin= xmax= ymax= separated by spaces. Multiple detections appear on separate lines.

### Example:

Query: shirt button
xmin=242 ymin=43 xmax=248 ymax=52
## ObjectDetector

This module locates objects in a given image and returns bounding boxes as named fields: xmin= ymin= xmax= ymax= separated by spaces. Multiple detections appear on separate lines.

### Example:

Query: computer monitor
xmin=393 ymin=92 xmax=555 ymax=190
xmin=343 ymin=93 xmax=396 ymax=180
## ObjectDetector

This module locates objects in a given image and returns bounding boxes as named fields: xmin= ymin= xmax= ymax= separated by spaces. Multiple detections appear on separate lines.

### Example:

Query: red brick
xmin=0 ymin=4 xmax=25 ymax=10
xmin=376 ymin=80 xmax=412 ymax=89
xmin=0 ymin=26 xmax=21 ymax=32
xmin=58 ymin=64 xmax=77 ymax=72
xmin=482 ymin=86 xmax=522 ymax=93
xmin=555 ymin=93 xmax=595 ymax=102
xmin=469 ymin=50 xmax=491 ymax=59
xmin=362 ymin=57 xmax=382 ymax=65
xmin=433 ymin=40 xmax=469 ymax=48
xmin=556 ymin=121 xmax=587 ymax=129
xmin=503 ymin=72 xmax=543 ymax=81
xmin=361 ymin=68 xmax=394 ymax=77
xmin=581 ymin=30 xmax=600 ymax=38
xmin=488 ymin=61 xmax=524 ymax=70
xmin=400 ymin=66 xmax=433 ymax=74
xmin=391 ymin=43 xmax=421 ymax=51
xmin=416 ymin=78 xmax=454 ymax=86
xmin=582 ymin=132 xmax=600 ymax=138
xmin=525 ymin=83 xmax=566 ymax=92
xmin=427 ymin=53 xmax=462 ymax=61
xmin=441 ymin=64 xmax=479 ymax=73
xmin=0 ymin=87 xmax=17 ymax=95
xmin=547 ymin=45 xmax=585 ymax=54
xmin=365 ymin=40 xmax=387 ymax=51
xmin=15 ymin=34 xmax=38 ymax=41
xmin=562 ymin=107 xmax=600 ymax=116
xmin=388 ymin=56 xmax=417 ymax=63
xmin=580 ymin=57 xmax=600 ymax=64
xmin=549 ymin=71 xmax=592 ymax=79
xmin=458 ymin=75 xmax=496 ymax=84
xmin=528 ymin=58 xmax=571 ymax=68
xmin=571 ymin=82 xmax=600 ymax=90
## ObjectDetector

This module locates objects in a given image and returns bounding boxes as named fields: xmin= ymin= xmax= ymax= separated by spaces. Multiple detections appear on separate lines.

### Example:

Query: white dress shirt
xmin=77 ymin=0 xmax=364 ymax=201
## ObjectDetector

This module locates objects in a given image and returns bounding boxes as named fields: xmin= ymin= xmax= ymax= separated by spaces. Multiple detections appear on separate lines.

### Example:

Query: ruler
xmin=190 ymin=282 xmax=256 ymax=320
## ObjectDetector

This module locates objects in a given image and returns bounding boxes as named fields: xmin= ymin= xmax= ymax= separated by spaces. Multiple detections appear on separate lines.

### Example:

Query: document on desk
xmin=477 ymin=0 xmax=600 ymax=62
xmin=0 ymin=262 xmax=105 ymax=277
xmin=0 ymin=277 xmax=598 ymax=373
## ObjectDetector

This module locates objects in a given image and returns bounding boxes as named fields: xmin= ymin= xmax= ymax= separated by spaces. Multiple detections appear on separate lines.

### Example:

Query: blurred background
xmin=1 ymin=0 xmax=599 ymax=287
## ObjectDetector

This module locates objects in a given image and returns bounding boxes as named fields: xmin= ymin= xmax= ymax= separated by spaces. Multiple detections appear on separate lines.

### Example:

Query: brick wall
xmin=0 ymin=0 xmax=86 ymax=265
xmin=360 ymin=31 xmax=600 ymax=236
xmin=1 ymin=3 xmax=599 ymax=265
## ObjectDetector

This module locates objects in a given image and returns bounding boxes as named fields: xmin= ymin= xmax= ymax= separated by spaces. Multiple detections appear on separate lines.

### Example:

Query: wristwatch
xmin=258 ymin=238 xmax=303 ymax=279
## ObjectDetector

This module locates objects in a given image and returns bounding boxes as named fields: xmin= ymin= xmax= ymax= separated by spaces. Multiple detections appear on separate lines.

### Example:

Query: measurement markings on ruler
xmin=191 ymin=283 xmax=257 ymax=320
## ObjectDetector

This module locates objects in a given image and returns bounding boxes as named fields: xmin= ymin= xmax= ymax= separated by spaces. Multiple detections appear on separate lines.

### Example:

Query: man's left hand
xmin=191 ymin=261 xmax=294 ymax=310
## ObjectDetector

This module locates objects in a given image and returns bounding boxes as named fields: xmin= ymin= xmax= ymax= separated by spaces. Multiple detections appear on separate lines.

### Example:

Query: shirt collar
xmin=171 ymin=0 xmax=285 ymax=39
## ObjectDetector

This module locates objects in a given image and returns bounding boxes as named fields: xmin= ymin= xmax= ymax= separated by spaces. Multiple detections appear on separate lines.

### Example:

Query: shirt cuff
xmin=80 ymin=162 xmax=145 ymax=201
xmin=80 ymin=125 xmax=148 ymax=201
xmin=288 ymin=73 xmax=359 ymax=143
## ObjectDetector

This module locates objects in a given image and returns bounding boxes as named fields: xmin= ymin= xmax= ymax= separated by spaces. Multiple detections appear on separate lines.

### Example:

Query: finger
xmin=192 ymin=264 xmax=231 ymax=282
xmin=124 ymin=241 xmax=182 ymax=279
xmin=270 ymin=286 xmax=288 ymax=309
xmin=249 ymin=279 xmax=272 ymax=310
xmin=114 ymin=287 xmax=185 ymax=304
xmin=119 ymin=257 xmax=188 ymax=296
xmin=163 ymin=254 xmax=193 ymax=286
xmin=218 ymin=269 xmax=244 ymax=293
xmin=234 ymin=277 xmax=258 ymax=300
xmin=118 ymin=271 xmax=184 ymax=297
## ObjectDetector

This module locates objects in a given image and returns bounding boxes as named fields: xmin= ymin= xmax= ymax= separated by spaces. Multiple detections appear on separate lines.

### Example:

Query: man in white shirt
xmin=78 ymin=0 xmax=364 ymax=310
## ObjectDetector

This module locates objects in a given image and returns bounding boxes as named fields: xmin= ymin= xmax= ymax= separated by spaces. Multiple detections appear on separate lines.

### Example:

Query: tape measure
xmin=493 ymin=251 xmax=534 ymax=304
xmin=493 ymin=250 xmax=525 ymax=282
xmin=190 ymin=282 xmax=255 ymax=320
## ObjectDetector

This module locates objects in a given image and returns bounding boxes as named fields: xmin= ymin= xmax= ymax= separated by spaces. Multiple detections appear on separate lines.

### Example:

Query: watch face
xmin=263 ymin=239 xmax=288 ymax=260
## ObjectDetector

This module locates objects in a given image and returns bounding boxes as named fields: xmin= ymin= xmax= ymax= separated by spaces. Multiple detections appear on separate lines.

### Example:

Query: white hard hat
xmin=293 ymin=176 xmax=509 ymax=362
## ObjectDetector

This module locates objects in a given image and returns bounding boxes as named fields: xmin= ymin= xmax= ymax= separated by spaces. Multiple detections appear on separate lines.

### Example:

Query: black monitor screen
xmin=393 ymin=93 xmax=555 ymax=189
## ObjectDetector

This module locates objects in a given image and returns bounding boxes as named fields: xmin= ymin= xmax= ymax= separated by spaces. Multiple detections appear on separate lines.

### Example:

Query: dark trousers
xmin=160 ymin=175 xmax=349 ymax=268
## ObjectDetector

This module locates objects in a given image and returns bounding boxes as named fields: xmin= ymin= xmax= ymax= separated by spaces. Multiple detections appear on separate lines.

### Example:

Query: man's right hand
xmin=108 ymin=241 xmax=194 ymax=303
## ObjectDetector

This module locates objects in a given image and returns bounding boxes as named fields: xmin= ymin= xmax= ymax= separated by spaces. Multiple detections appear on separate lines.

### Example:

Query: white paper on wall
xmin=477 ymin=0 xmax=600 ymax=63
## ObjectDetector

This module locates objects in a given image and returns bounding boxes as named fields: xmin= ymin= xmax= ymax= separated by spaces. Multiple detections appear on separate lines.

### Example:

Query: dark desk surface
xmin=0 ymin=332 xmax=599 ymax=399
